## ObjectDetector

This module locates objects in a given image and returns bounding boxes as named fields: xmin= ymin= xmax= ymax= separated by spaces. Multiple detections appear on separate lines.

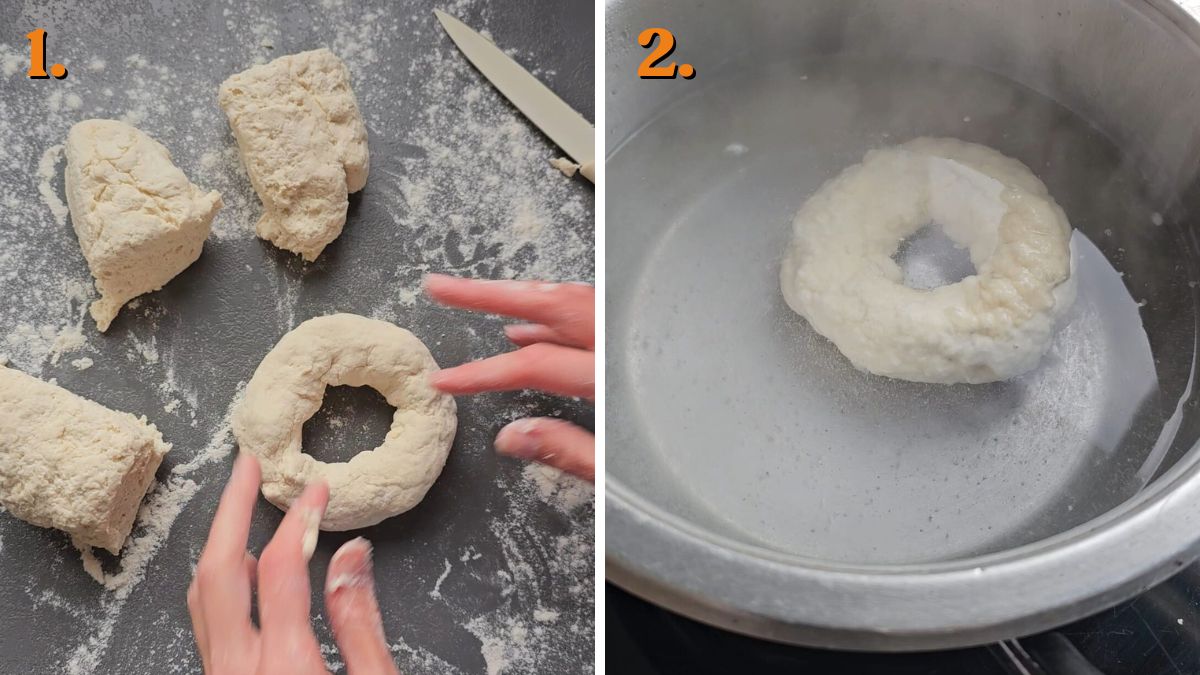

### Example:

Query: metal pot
xmin=605 ymin=0 xmax=1200 ymax=650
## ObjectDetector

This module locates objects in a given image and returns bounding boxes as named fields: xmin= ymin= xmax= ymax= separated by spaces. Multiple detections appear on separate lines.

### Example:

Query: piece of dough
xmin=549 ymin=157 xmax=580 ymax=177
xmin=218 ymin=48 xmax=369 ymax=261
xmin=0 ymin=366 xmax=170 ymax=554
xmin=65 ymin=119 xmax=223 ymax=332
xmin=780 ymin=137 xmax=1075 ymax=384
xmin=233 ymin=314 xmax=456 ymax=530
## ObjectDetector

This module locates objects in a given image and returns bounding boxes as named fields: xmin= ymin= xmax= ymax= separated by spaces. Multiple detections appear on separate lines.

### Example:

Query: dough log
xmin=218 ymin=48 xmax=369 ymax=262
xmin=0 ymin=366 xmax=170 ymax=554
xmin=65 ymin=119 xmax=223 ymax=332
xmin=233 ymin=314 xmax=456 ymax=531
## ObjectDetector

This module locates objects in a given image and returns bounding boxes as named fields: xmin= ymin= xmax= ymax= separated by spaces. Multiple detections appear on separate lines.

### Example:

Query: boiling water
xmin=607 ymin=57 xmax=1200 ymax=565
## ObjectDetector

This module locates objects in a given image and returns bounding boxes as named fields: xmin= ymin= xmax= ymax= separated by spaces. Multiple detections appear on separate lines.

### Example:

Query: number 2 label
xmin=637 ymin=28 xmax=695 ymax=80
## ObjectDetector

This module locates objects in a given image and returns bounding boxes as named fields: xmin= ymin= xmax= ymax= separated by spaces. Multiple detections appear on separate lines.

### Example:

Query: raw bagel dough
xmin=218 ymin=48 xmax=369 ymax=262
xmin=780 ymin=137 xmax=1075 ymax=384
xmin=0 ymin=365 xmax=170 ymax=554
xmin=65 ymin=119 xmax=223 ymax=332
xmin=232 ymin=314 xmax=456 ymax=531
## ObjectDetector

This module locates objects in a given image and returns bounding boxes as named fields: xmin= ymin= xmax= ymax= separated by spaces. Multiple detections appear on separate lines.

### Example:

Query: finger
xmin=429 ymin=343 xmax=594 ymax=400
xmin=424 ymin=274 xmax=594 ymax=349
xmin=257 ymin=481 xmax=329 ymax=638
xmin=201 ymin=453 xmax=262 ymax=565
xmin=187 ymin=556 xmax=254 ymax=673
xmin=503 ymin=323 xmax=576 ymax=348
xmin=325 ymin=538 xmax=399 ymax=675
xmin=495 ymin=417 xmax=595 ymax=483
xmin=192 ymin=454 xmax=262 ymax=659
xmin=186 ymin=580 xmax=211 ymax=674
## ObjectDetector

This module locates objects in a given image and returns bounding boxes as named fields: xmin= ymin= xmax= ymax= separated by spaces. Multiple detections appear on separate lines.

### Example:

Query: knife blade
xmin=434 ymin=9 xmax=595 ymax=182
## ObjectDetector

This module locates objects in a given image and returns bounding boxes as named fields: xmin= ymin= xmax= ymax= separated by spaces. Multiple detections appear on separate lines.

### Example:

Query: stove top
xmin=608 ymin=565 xmax=1200 ymax=674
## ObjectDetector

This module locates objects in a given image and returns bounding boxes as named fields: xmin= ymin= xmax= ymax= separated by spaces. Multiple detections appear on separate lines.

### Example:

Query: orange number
xmin=26 ymin=29 xmax=48 ymax=78
xmin=637 ymin=28 xmax=677 ymax=79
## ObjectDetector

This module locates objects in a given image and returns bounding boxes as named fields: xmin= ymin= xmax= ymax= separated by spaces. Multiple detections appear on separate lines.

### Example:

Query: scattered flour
xmin=128 ymin=335 xmax=159 ymax=364
xmin=452 ymin=443 xmax=594 ymax=674
xmin=170 ymin=384 xmax=242 ymax=476
xmin=533 ymin=608 xmax=560 ymax=623
xmin=37 ymin=144 xmax=68 ymax=226
xmin=1 ymin=49 xmax=23 ymax=76
xmin=49 ymin=324 xmax=87 ymax=365
xmin=2 ymin=279 xmax=91 ymax=370
xmin=724 ymin=142 xmax=749 ymax=156
xmin=157 ymin=359 xmax=200 ymax=413
xmin=510 ymin=197 xmax=548 ymax=243
xmin=522 ymin=463 xmax=593 ymax=513
xmin=396 ymin=286 xmax=421 ymax=308
xmin=390 ymin=637 xmax=465 ymax=675
xmin=319 ymin=642 xmax=345 ymax=673
xmin=467 ymin=615 xmax=530 ymax=675
xmin=70 ymin=357 xmax=94 ymax=371
xmin=1 ymin=42 xmax=95 ymax=374
xmin=429 ymin=558 xmax=452 ymax=599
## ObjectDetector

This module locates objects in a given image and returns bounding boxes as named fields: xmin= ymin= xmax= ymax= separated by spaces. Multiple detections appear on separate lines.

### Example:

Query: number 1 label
xmin=26 ymin=29 xmax=68 ymax=79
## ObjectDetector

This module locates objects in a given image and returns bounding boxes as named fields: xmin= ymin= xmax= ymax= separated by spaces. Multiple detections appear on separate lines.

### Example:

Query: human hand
xmin=424 ymin=273 xmax=595 ymax=483
xmin=187 ymin=454 xmax=399 ymax=675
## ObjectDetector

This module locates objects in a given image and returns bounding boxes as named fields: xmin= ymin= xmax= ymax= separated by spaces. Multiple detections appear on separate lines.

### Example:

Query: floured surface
xmin=0 ymin=0 xmax=593 ymax=672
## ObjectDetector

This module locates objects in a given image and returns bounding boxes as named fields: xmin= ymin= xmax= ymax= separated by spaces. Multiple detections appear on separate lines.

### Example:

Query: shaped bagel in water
xmin=780 ymin=137 xmax=1075 ymax=384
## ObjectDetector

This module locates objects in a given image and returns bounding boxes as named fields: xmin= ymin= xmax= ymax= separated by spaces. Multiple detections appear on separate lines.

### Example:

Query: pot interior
xmin=607 ymin=0 xmax=1200 ymax=566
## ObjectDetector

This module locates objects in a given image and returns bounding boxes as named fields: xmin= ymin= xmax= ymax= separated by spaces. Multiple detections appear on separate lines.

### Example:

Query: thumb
xmin=494 ymin=417 xmax=595 ymax=483
xmin=325 ymin=538 xmax=399 ymax=675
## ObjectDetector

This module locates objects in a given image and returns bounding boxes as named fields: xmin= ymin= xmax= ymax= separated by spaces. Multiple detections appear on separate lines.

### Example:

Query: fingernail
xmin=428 ymin=370 xmax=448 ymax=388
xmin=327 ymin=537 xmax=375 ymax=593
xmin=300 ymin=507 xmax=322 ymax=561
xmin=495 ymin=418 xmax=543 ymax=459
xmin=504 ymin=324 xmax=535 ymax=340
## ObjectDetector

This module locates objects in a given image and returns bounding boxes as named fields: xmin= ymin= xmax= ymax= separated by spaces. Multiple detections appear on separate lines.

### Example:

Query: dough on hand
xmin=218 ymin=48 xmax=369 ymax=262
xmin=65 ymin=119 xmax=223 ymax=332
xmin=233 ymin=314 xmax=456 ymax=531
xmin=0 ymin=366 xmax=170 ymax=554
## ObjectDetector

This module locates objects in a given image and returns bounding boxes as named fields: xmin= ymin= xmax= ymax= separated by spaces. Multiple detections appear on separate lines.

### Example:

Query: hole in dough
xmin=301 ymin=385 xmax=395 ymax=464
xmin=892 ymin=222 xmax=977 ymax=290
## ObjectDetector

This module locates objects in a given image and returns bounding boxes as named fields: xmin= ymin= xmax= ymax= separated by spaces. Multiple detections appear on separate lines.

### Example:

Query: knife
xmin=433 ymin=9 xmax=596 ymax=183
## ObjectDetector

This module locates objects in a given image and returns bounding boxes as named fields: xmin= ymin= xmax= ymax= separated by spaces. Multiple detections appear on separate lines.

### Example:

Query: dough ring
xmin=780 ymin=137 xmax=1076 ymax=384
xmin=233 ymin=314 xmax=457 ymax=530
